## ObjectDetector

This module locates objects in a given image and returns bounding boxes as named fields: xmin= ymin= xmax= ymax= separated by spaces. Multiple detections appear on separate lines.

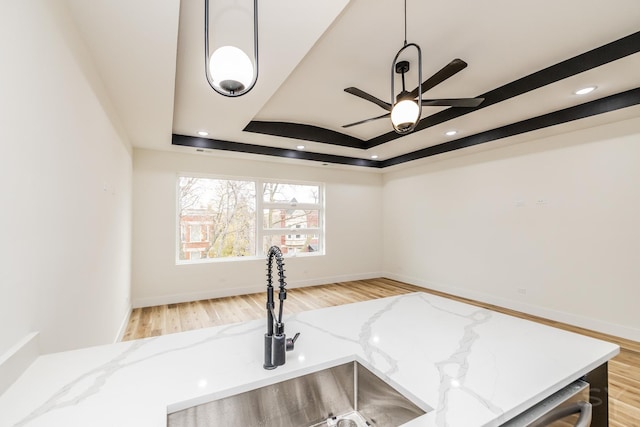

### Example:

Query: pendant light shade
xmin=209 ymin=46 xmax=254 ymax=93
xmin=391 ymin=98 xmax=420 ymax=131
xmin=204 ymin=0 xmax=258 ymax=97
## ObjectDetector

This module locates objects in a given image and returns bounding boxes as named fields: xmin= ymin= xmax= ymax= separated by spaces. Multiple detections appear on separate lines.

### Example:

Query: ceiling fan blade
xmin=421 ymin=97 xmax=484 ymax=108
xmin=344 ymin=87 xmax=392 ymax=111
xmin=342 ymin=112 xmax=390 ymax=128
xmin=408 ymin=58 xmax=468 ymax=99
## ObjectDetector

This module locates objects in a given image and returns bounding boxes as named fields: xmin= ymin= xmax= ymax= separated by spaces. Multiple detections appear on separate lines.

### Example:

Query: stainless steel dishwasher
xmin=501 ymin=380 xmax=591 ymax=427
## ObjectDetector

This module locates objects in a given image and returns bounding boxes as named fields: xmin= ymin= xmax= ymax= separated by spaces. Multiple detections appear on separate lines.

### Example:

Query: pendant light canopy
xmin=390 ymin=0 xmax=422 ymax=134
xmin=204 ymin=0 xmax=258 ymax=97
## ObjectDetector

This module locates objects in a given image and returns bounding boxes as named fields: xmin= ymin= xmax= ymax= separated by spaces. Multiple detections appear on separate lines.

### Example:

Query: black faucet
xmin=264 ymin=246 xmax=300 ymax=370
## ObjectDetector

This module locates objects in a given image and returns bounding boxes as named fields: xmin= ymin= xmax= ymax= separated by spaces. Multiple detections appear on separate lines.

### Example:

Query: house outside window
xmin=177 ymin=175 xmax=324 ymax=263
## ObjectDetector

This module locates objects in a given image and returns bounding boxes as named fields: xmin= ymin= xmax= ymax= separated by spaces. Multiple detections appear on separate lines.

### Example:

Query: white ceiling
xmin=66 ymin=0 xmax=640 ymax=169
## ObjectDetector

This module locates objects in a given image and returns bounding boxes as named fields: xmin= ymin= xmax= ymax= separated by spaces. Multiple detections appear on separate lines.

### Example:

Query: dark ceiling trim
xmin=243 ymin=121 xmax=367 ymax=149
xmin=174 ymin=31 xmax=640 ymax=168
xmin=173 ymin=87 xmax=639 ymax=169
xmin=369 ymin=30 xmax=640 ymax=147
xmin=242 ymin=31 xmax=640 ymax=149
xmin=381 ymin=87 xmax=640 ymax=167
xmin=171 ymin=134 xmax=381 ymax=168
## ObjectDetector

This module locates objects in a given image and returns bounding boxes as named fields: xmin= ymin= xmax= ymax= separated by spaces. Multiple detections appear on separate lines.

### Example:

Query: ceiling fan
xmin=342 ymin=58 xmax=485 ymax=129
xmin=342 ymin=0 xmax=484 ymax=132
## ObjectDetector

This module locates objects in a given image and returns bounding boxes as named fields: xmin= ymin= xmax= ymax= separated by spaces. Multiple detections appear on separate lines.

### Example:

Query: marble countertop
xmin=0 ymin=292 xmax=619 ymax=426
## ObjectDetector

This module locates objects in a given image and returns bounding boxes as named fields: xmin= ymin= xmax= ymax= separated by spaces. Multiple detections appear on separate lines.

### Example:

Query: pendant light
xmin=390 ymin=0 xmax=422 ymax=134
xmin=204 ymin=0 xmax=258 ymax=97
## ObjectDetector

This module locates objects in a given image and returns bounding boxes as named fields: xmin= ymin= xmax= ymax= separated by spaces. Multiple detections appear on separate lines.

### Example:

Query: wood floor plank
xmin=164 ymin=304 xmax=182 ymax=337
xmin=147 ymin=305 xmax=164 ymax=337
xmin=122 ymin=308 xmax=141 ymax=341
xmin=122 ymin=277 xmax=639 ymax=425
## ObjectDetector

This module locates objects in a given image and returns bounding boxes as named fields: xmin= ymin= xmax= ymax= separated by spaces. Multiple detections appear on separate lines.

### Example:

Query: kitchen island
xmin=0 ymin=292 xmax=619 ymax=426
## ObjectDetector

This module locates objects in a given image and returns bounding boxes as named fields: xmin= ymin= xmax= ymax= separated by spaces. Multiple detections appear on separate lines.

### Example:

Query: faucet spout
xmin=264 ymin=246 xmax=300 ymax=370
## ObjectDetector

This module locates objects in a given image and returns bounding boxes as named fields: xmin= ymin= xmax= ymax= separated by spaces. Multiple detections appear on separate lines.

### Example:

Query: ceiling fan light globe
xmin=391 ymin=99 xmax=420 ymax=131
xmin=209 ymin=46 xmax=254 ymax=94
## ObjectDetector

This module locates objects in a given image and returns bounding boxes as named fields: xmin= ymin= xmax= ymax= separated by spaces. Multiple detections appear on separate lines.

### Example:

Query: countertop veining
xmin=0 ymin=292 xmax=619 ymax=426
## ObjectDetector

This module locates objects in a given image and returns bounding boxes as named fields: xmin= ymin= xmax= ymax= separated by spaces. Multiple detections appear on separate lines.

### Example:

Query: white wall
xmin=132 ymin=149 xmax=383 ymax=307
xmin=0 ymin=0 xmax=132 ymax=365
xmin=383 ymin=117 xmax=640 ymax=341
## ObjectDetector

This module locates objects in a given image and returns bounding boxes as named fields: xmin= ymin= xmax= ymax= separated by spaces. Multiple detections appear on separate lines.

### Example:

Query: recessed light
xmin=370 ymin=155 xmax=379 ymax=159
xmin=197 ymin=131 xmax=209 ymax=136
xmin=445 ymin=130 xmax=457 ymax=136
xmin=574 ymin=86 xmax=597 ymax=95
xmin=296 ymin=145 xmax=305 ymax=150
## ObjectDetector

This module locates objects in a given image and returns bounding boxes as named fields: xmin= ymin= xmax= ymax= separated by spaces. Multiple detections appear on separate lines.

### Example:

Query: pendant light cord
xmin=403 ymin=0 xmax=407 ymax=46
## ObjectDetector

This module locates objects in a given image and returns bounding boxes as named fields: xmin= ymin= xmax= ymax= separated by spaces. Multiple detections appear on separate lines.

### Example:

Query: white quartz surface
xmin=0 ymin=292 xmax=619 ymax=426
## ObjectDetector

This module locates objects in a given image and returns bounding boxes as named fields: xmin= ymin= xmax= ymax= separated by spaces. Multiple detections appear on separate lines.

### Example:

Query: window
xmin=190 ymin=225 xmax=202 ymax=242
xmin=261 ymin=183 xmax=322 ymax=256
xmin=177 ymin=176 xmax=323 ymax=263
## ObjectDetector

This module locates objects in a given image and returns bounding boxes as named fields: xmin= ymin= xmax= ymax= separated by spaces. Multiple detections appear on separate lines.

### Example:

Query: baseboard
xmin=385 ymin=272 xmax=640 ymax=343
xmin=0 ymin=332 xmax=40 ymax=395
xmin=132 ymin=271 xmax=383 ymax=308
xmin=114 ymin=304 xmax=132 ymax=343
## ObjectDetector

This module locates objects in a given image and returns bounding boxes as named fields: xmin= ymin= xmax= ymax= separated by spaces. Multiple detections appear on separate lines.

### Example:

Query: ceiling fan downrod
xmin=395 ymin=60 xmax=411 ymax=100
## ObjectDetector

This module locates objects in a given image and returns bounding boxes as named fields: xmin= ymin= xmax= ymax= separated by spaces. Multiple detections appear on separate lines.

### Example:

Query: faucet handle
xmin=286 ymin=332 xmax=300 ymax=351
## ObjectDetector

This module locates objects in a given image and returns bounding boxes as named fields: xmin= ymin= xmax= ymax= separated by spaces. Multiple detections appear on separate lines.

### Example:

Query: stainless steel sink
xmin=167 ymin=361 xmax=429 ymax=427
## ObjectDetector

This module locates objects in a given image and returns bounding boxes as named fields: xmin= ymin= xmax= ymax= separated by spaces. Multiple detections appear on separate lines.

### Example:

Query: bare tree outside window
xmin=178 ymin=177 xmax=256 ymax=260
xmin=263 ymin=183 xmax=319 ymax=204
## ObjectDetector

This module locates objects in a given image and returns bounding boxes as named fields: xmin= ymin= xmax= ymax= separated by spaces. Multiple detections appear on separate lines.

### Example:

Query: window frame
xmin=176 ymin=173 xmax=324 ymax=264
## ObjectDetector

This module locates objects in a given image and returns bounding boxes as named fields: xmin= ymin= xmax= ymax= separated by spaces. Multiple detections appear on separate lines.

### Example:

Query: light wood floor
xmin=123 ymin=278 xmax=639 ymax=426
